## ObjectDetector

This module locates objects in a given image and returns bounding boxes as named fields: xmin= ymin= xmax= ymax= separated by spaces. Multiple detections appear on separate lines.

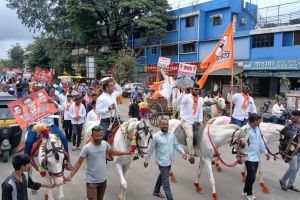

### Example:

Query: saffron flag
xmin=198 ymin=22 xmax=234 ymax=88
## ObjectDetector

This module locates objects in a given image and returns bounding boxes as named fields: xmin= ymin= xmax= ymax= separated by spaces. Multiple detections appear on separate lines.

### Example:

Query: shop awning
xmin=244 ymin=71 xmax=300 ymax=77
xmin=197 ymin=66 xmax=243 ymax=76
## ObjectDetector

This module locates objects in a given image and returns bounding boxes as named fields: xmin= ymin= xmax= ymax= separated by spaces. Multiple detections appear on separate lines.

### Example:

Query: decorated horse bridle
xmin=135 ymin=120 xmax=153 ymax=152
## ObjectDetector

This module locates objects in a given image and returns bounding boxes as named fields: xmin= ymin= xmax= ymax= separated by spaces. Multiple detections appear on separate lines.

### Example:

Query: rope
xmin=258 ymin=128 xmax=280 ymax=160
xmin=207 ymin=125 xmax=239 ymax=167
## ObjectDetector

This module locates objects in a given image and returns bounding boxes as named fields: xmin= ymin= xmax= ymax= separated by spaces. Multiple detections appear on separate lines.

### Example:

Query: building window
xmin=161 ymin=45 xmax=178 ymax=56
xmin=212 ymin=16 xmax=222 ymax=26
xmin=283 ymin=32 xmax=293 ymax=46
xmin=151 ymin=47 xmax=157 ymax=55
xmin=183 ymin=42 xmax=196 ymax=53
xmin=252 ymin=34 xmax=274 ymax=48
xmin=294 ymin=31 xmax=300 ymax=45
xmin=167 ymin=20 xmax=177 ymax=31
xmin=185 ymin=16 xmax=194 ymax=28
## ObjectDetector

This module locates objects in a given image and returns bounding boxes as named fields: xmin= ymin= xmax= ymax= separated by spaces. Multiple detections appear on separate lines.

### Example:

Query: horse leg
xmin=204 ymin=158 xmax=218 ymax=200
xmin=241 ymin=164 xmax=247 ymax=182
xmin=115 ymin=163 xmax=127 ymax=200
xmin=258 ymin=156 xmax=269 ymax=193
xmin=194 ymin=157 xmax=204 ymax=193
xmin=120 ymin=164 xmax=131 ymax=200
xmin=58 ymin=185 xmax=64 ymax=199
xmin=169 ymin=170 xmax=177 ymax=183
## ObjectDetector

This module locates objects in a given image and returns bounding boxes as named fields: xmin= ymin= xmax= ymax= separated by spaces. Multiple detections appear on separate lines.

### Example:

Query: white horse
xmin=25 ymin=131 xmax=67 ymax=200
xmin=85 ymin=118 xmax=152 ymax=200
xmin=207 ymin=116 xmax=284 ymax=193
xmin=169 ymin=119 xmax=243 ymax=200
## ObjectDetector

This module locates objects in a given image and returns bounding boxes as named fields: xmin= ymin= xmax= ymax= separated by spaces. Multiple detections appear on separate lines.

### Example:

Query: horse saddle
xmin=174 ymin=123 xmax=204 ymax=148
xmin=106 ymin=119 xmax=122 ymax=145
xmin=280 ymin=134 xmax=300 ymax=163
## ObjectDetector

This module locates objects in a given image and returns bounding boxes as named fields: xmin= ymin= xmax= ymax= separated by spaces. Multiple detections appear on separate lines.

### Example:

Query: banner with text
xmin=8 ymin=89 xmax=57 ymax=128
xmin=176 ymin=63 xmax=197 ymax=88
xmin=33 ymin=67 xmax=52 ymax=83
xmin=157 ymin=57 xmax=171 ymax=69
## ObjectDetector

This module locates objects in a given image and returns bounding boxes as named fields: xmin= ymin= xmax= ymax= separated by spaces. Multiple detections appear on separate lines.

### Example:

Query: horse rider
xmin=231 ymin=85 xmax=257 ymax=127
xmin=203 ymin=91 xmax=214 ymax=116
xmin=279 ymin=110 xmax=300 ymax=192
xmin=177 ymin=83 xmax=203 ymax=164
xmin=95 ymin=77 xmax=123 ymax=141
xmin=24 ymin=98 xmax=72 ymax=170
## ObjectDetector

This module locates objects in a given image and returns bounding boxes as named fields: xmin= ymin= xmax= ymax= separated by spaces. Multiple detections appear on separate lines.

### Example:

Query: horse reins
xmin=207 ymin=125 xmax=240 ymax=167
xmin=135 ymin=120 xmax=153 ymax=152
xmin=258 ymin=128 xmax=280 ymax=160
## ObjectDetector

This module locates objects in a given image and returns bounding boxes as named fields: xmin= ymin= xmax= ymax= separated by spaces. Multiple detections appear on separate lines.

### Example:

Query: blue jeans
xmin=154 ymin=165 xmax=173 ymax=200
xmin=272 ymin=116 xmax=280 ymax=124
xmin=16 ymin=91 xmax=23 ymax=98
xmin=100 ymin=118 xmax=111 ymax=141
xmin=281 ymin=152 xmax=300 ymax=187
xmin=25 ymin=124 xmax=69 ymax=156
xmin=230 ymin=117 xmax=247 ymax=127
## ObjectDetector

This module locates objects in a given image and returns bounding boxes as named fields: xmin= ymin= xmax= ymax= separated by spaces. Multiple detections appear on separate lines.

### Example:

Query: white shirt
xmin=86 ymin=109 xmax=101 ymax=124
xmin=178 ymin=93 xmax=203 ymax=124
xmin=272 ymin=103 xmax=285 ymax=118
xmin=171 ymin=88 xmax=180 ymax=105
xmin=59 ymin=93 xmax=67 ymax=105
xmin=61 ymin=101 xmax=73 ymax=120
xmin=159 ymin=70 xmax=175 ymax=101
xmin=69 ymin=103 xmax=86 ymax=124
xmin=95 ymin=83 xmax=122 ymax=119
xmin=232 ymin=93 xmax=257 ymax=121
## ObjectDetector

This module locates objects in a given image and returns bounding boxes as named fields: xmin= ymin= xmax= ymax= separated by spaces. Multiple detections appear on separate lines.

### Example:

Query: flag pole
xmin=229 ymin=22 xmax=234 ymax=116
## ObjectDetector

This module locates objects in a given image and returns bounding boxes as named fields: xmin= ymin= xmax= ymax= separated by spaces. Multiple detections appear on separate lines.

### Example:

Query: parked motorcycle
xmin=259 ymin=98 xmax=272 ymax=113
xmin=262 ymin=109 xmax=291 ymax=125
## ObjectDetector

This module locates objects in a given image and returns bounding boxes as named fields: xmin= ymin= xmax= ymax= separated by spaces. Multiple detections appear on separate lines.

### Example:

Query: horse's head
xmin=259 ymin=122 xmax=285 ymax=143
xmin=42 ymin=133 xmax=66 ymax=186
xmin=128 ymin=118 xmax=152 ymax=156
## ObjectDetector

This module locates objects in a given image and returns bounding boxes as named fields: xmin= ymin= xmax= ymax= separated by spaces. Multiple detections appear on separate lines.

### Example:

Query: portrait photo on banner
xmin=8 ymin=89 xmax=57 ymax=128
xmin=33 ymin=67 xmax=53 ymax=84
xmin=176 ymin=63 xmax=197 ymax=88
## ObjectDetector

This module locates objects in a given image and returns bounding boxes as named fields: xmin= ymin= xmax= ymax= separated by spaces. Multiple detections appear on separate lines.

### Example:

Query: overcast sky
xmin=0 ymin=0 xmax=298 ymax=59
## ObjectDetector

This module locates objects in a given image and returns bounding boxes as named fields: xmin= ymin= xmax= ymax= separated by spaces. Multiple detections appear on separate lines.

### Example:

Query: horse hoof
xmin=212 ymin=192 xmax=218 ymax=200
xmin=260 ymin=182 xmax=270 ymax=193
xmin=169 ymin=172 xmax=177 ymax=183
xmin=215 ymin=163 xmax=222 ymax=172
xmin=45 ymin=194 xmax=49 ymax=200
xmin=241 ymin=172 xmax=246 ymax=183
xmin=194 ymin=182 xmax=202 ymax=193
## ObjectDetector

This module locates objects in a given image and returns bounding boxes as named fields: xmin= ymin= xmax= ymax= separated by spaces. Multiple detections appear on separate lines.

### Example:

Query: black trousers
xmin=243 ymin=161 xmax=259 ymax=196
xmin=72 ymin=124 xmax=83 ymax=148
xmin=64 ymin=120 xmax=72 ymax=141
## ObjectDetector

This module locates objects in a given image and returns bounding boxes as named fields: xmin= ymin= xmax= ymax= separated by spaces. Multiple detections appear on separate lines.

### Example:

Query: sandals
xmin=279 ymin=180 xmax=288 ymax=191
xmin=152 ymin=192 xmax=166 ymax=198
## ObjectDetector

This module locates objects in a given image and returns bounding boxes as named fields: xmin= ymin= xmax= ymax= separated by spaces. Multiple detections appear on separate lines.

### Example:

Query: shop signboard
xmin=244 ymin=59 xmax=300 ymax=70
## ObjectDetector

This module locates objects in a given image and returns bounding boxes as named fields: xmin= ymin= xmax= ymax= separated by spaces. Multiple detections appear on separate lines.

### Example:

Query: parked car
xmin=122 ymin=83 xmax=150 ymax=97
xmin=0 ymin=92 xmax=22 ymax=162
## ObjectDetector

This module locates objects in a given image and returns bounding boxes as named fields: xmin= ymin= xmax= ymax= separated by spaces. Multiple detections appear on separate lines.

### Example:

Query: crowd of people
xmin=0 ymin=72 xmax=299 ymax=200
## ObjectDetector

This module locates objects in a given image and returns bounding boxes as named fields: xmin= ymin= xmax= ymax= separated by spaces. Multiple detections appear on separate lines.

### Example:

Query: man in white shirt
xmin=61 ymin=94 xmax=73 ymax=142
xmin=96 ymin=78 xmax=123 ymax=140
xmin=171 ymin=87 xmax=182 ymax=119
xmin=86 ymin=104 xmax=101 ymax=124
xmin=69 ymin=96 xmax=86 ymax=150
xmin=58 ymin=89 xmax=68 ymax=106
xmin=178 ymin=84 xmax=203 ymax=164
xmin=158 ymin=69 xmax=176 ymax=101
xmin=231 ymin=85 xmax=257 ymax=127
xmin=272 ymin=100 xmax=285 ymax=124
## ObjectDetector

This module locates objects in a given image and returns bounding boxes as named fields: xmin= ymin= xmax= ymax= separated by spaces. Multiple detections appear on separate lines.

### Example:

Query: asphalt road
xmin=0 ymin=98 xmax=299 ymax=200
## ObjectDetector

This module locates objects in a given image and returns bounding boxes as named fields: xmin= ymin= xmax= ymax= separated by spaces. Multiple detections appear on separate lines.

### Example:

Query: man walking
xmin=239 ymin=113 xmax=270 ymax=200
xmin=144 ymin=118 xmax=187 ymax=200
xmin=279 ymin=110 xmax=300 ymax=192
xmin=231 ymin=85 xmax=257 ymax=127
xmin=69 ymin=95 xmax=86 ymax=150
xmin=177 ymin=84 xmax=203 ymax=164
xmin=61 ymin=94 xmax=73 ymax=142
xmin=66 ymin=125 xmax=131 ymax=200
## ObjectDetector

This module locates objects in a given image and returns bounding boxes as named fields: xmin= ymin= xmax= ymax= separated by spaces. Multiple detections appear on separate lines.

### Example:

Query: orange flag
xmin=198 ymin=22 xmax=234 ymax=88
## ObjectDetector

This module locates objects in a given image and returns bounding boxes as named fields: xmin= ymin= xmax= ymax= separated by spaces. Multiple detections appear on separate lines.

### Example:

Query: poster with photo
xmin=157 ymin=57 xmax=171 ymax=69
xmin=33 ymin=67 xmax=52 ymax=83
xmin=8 ymin=89 xmax=57 ymax=128
xmin=176 ymin=63 xmax=197 ymax=88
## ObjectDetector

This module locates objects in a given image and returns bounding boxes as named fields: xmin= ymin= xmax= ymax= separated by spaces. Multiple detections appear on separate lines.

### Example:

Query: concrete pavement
xmin=0 ymin=98 xmax=299 ymax=200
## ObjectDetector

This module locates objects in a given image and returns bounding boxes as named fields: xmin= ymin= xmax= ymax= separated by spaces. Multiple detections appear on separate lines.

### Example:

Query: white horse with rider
xmin=85 ymin=118 xmax=152 ymax=200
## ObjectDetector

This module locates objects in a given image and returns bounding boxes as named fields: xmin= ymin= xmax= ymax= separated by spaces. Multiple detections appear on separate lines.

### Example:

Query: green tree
xmin=8 ymin=43 xmax=24 ymax=68
xmin=67 ymin=0 xmax=170 ymax=50
xmin=114 ymin=50 xmax=137 ymax=83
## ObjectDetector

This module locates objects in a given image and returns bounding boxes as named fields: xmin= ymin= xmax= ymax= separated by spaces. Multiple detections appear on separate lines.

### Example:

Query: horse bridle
xmin=135 ymin=120 xmax=153 ymax=152
xmin=44 ymin=142 xmax=66 ymax=179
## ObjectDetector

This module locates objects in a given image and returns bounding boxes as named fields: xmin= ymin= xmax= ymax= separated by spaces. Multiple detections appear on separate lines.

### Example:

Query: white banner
xmin=157 ymin=57 xmax=171 ymax=69
xmin=176 ymin=63 xmax=197 ymax=88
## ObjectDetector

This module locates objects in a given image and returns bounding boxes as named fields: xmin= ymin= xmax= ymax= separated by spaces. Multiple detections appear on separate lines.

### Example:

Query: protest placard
xmin=33 ymin=67 xmax=52 ymax=83
xmin=157 ymin=57 xmax=171 ymax=69
xmin=176 ymin=63 xmax=197 ymax=88
xmin=8 ymin=89 xmax=57 ymax=128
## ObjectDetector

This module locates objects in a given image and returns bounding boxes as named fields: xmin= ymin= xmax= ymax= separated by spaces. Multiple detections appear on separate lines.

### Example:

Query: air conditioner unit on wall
xmin=241 ymin=18 xmax=248 ymax=25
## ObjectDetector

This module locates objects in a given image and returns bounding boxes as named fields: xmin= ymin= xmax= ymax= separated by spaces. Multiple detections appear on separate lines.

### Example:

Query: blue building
xmin=132 ymin=0 xmax=300 ymax=97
